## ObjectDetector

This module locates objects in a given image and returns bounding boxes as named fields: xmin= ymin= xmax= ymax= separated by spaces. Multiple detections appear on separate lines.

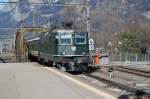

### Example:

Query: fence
xmin=110 ymin=53 xmax=150 ymax=64
xmin=0 ymin=52 xmax=16 ymax=62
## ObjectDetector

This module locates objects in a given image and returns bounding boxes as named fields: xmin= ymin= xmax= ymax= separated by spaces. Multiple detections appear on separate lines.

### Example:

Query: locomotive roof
xmin=52 ymin=29 xmax=74 ymax=33
xmin=26 ymin=37 xmax=40 ymax=43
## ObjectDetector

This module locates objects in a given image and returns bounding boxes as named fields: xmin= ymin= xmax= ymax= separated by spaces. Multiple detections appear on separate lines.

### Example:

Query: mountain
xmin=0 ymin=0 xmax=149 ymax=47
xmin=90 ymin=0 xmax=150 ymax=47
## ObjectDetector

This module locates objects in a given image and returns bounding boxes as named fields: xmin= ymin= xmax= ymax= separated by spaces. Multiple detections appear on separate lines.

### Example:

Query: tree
xmin=119 ymin=32 xmax=140 ymax=53
xmin=140 ymin=29 xmax=150 ymax=54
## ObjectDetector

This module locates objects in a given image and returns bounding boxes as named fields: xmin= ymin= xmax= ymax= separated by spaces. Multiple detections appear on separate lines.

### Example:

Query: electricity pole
xmin=17 ymin=0 xmax=25 ymax=62
xmin=86 ymin=0 xmax=90 ymax=39
xmin=86 ymin=0 xmax=94 ymax=66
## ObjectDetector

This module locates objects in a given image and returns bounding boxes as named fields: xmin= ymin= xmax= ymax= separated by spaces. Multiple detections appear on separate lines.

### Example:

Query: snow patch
xmin=143 ymin=11 xmax=150 ymax=19
xmin=10 ymin=6 xmax=30 ymax=22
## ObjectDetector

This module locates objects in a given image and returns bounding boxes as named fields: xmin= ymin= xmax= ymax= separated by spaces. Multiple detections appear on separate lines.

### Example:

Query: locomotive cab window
xmin=60 ymin=33 xmax=72 ymax=45
xmin=55 ymin=34 xmax=59 ymax=44
xmin=75 ymin=33 xmax=86 ymax=44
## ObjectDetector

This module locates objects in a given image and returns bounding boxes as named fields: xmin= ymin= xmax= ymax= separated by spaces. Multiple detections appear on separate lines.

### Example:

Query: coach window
xmin=75 ymin=33 xmax=86 ymax=44
xmin=60 ymin=33 xmax=72 ymax=45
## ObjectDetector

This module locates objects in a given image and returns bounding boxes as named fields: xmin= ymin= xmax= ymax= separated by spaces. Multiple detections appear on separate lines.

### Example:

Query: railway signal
xmin=108 ymin=67 xmax=113 ymax=79
xmin=108 ymin=67 xmax=113 ymax=72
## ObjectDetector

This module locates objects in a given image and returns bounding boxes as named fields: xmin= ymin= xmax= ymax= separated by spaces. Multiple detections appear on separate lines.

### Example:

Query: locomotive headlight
xmin=62 ymin=52 xmax=66 ymax=55
xmin=78 ymin=59 xmax=83 ymax=63
xmin=71 ymin=46 xmax=76 ymax=51
xmin=77 ymin=58 xmax=83 ymax=63
xmin=82 ymin=52 xmax=86 ymax=55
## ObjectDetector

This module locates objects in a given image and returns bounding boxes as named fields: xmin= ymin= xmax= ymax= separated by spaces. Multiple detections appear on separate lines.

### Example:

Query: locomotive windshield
xmin=60 ymin=33 xmax=72 ymax=45
xmin=75 ymin=33 xmax=86 ymax=44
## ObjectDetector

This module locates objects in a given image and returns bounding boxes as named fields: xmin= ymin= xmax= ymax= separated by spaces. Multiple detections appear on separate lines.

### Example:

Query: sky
xmin=0 ymin=0 xmax=16 ymax=10
xmin=0 ymin=0 xmax=9 ymax=2
xmin=0 ymin=0 xmax=9 ymax=8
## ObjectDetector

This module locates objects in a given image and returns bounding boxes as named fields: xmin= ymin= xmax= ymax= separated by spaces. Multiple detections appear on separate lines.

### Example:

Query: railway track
xmin=0 ymin=57 xmax=6 ymax=63
xmin=42 ymin=63 xmax=150 ymax=98
xmin=43 ymin=62 xmax=150 ymax=97
xmin=84 ymin=72 xmax=150 ymax=97
xmin=97 ymin=65 xmax=150 ymax=78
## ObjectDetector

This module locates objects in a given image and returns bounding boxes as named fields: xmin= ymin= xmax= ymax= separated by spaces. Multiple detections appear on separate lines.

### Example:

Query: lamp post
xmin=108 ymin=41 xmax=113 ymax=55
xmin=0 ymin=43 xmax=2 ymax=54
xmin=108 ymin=41 xmax=113 ymax=65
xmin=107 ymin=41 xmax=113 ymax=79
xmin=118 ymin=41 xmax=122 ymax=62
xmin=108 ymin=41 xmax=112 ymax=65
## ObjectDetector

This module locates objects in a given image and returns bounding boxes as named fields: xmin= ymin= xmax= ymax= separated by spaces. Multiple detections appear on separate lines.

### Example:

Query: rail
xmin=84 ymin=73 xmax=150 ymax=96
xmin=0 ymin=57 xmax=5 ymax=63
xmin=98 ymin=66 xmax=150 ymax=78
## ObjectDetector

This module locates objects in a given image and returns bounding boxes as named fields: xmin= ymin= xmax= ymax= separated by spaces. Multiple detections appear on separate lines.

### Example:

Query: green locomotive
xmin=27 ymin=29 xmax=89 ymax=71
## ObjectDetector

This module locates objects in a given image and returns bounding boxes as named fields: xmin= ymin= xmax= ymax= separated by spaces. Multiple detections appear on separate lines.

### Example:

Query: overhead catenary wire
xmin=0 ymin=1 xmax=86 ymax=6
xmin=0 ymin=0 xmax=91 ymax=62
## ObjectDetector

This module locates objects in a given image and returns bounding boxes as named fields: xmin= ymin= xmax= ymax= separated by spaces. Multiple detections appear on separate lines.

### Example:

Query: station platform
xmin=0 ymin=63 xmax=117 ymax=99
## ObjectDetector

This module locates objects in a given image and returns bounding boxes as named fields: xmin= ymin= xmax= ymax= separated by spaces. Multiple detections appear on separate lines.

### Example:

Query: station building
xmin=0 ymin=35 xmax=15 ymax=53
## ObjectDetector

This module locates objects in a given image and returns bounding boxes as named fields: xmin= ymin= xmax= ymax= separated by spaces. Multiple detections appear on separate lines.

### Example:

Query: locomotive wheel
xmin=80 ymin=64 xmax=88 ymax=72
xmin=60 ymin=66 xmax=66 ymax=72
xmin=37 ymin=58 xmax=41 ymax=63
xmin=55 ymin=63 xmax=61 ymax=69
xmin=48 ymin=61 xmax=53 ymax=67
xmin=56 ymin=63 xmax=66 ymax=71
xmin=38 ymin=58 xmax=45 ymax=65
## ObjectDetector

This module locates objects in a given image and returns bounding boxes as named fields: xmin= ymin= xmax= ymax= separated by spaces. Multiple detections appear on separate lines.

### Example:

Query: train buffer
xmin=0 ymin=62 xmax=118 ymax=99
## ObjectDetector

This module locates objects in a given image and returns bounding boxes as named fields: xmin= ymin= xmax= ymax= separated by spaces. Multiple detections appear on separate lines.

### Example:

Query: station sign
xmin=89 ymin=44 xmax=95 ymax=51
xmin=89 ymin=39 xmax=94 ymax=45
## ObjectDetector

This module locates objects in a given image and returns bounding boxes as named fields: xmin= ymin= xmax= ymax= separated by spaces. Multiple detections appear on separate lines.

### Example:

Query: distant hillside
xmin=0 ymin=0 xmax=149 ymax=48
xmin=90 ymin=0 xmax=150 ymax=47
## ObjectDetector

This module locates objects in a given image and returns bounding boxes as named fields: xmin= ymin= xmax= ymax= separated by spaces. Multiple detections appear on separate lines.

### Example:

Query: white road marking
xmin=45 ymin=67 xmax=117 ymax=99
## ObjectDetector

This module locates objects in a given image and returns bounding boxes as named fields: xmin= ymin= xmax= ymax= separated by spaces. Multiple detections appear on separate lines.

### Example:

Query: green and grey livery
xmin=27 ymin=29 xmax=89 ymax=71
